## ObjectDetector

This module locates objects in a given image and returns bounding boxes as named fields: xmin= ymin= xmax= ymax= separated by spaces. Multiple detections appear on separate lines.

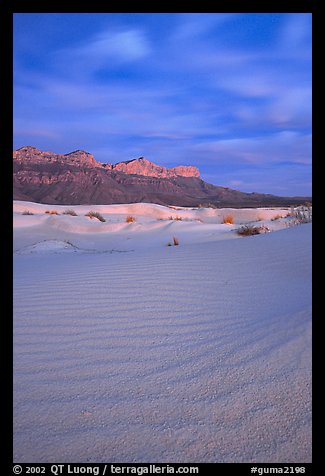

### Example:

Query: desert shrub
xmin=271 ymin=214 xmax=283 ymax=221
xmin=85 ymin=211 xmax=106 ymax=222
xmin=22 ymin=210 xmax=34 ymax=215
xmin=237 ymin=225 xmax=263 ymax=236
xmin=222 ymin=214 xmax=234 ymax=224
xmin=126 ymin=215 xmax=136 ymax=223
xmin=259 ymin=225 xmax=270 ymax=233
xmin=45 ymin=210 xmax=60 ymax=215
xmin=167 ymin=237 xmax=180 ymax=246
xmin=63 ymin=209 xmax=78 ymax=216
xmin=290 ymin=205 xmax=312 ymax=224
xmin=173 ymin=236 xmax=179 ymax=246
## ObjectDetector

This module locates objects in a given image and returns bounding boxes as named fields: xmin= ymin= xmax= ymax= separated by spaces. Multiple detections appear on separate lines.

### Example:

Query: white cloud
xmin=278 ymin=13 xmax=312 ymax=50
xmin=218 ymin=73 xmax=275 ymax=98
xmin=173 ymin=13 xmax=235 ymax=41
xmin=268 ymin=87 xmax=312 ymax=127
xmin=193 ymin=131 xmax=312 ymax=166
xmin=82 ymin=29 xmax=151 ymax=62
xmin=53 ymin=28 xmax=151 ymax=75
xmin=14 ymin=121 xmax=60 ymax=140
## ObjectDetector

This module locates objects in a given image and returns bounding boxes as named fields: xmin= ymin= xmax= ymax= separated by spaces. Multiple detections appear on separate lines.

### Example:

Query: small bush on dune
xmin=22 ymin=210 xmax=34 ymax=215
xmin=271 ymin=214 xmax=283 ymax=221
xmin=222 ymin=214 xmax=234 ymax=224
xmin=85 ymin=211 xmax=106 ymax=222
xmin=63 ymin=209 xmax=78 ymax=216
xmin=126 ymin=215 xmax=136 ymax=223
xmin=167 ymin=236 xmax=180 ymax=246
xmin=45 ymin=210 xmax=60 ymax=215
xmin=173 ymin=236 xmax=179 ymax=246
xmin=289 ymin=205 xmax=312 ymax=224
xmin=237 ymin=225 xmax=263 ymax=236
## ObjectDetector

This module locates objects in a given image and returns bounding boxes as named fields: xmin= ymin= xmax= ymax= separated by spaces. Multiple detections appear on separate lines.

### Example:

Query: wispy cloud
xmin=172 ymin=13 xmax=236 ymax=41
xmin=268 ymin=87 xmax=311 ymax=127
xmin=193 ymin=131 xmax=312 ymax=166
xmin=52 ymin=27 xmax=152 ymax=76
xmin=204 ymin=165 xmax=311 ymax=196
xmin=278 ymin=13 xmax=312 ymax=51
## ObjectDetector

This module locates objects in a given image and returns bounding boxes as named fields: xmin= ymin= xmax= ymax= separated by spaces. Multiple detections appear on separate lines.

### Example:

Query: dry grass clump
xmin=22 ymin=210 xmax=34 ymax=215
xmin=63 ymin=209 xmax=78 ymax=216
xmin=45 ymin=210 xmax=60 ymax=215
xmin=167 ymin=236 xmax=180 ymax=246
xmin=222 ymin=214 xmax=234 ymax=224
xmin=85 ymin=211 xmax=106 ymax=222
xmin=168 ymin=215 xmax=183 ymax=221
xmin=126 ymin=215 xmax=136 ymax=223
xmin=237 ymin=225 xmax=263 ymax=236
xmin=271 ymin=214 xmax=283 ymax=221
xmin=289 ymin=205 xmax=312 ymax=224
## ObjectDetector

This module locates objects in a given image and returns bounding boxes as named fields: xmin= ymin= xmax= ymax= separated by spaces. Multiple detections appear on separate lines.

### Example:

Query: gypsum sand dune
xmin=13 ymin=202 xmax=311 ymax=463
xmin=13 ymin=201 xmax=293 ymax=254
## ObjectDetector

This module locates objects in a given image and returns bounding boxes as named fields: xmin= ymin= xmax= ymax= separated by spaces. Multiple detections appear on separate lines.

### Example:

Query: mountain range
xmin=13 ymin=146 xmax=311 ymax=207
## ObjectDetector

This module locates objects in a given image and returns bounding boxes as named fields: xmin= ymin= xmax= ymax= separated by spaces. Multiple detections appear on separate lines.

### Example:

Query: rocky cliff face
xmin=13 ymin=146 xmax=60 ymax=163
xmin=13 ymin=147 xmax=199 ymax=178
xmin=13 ymin=146 xmax=310 ymax=207
xmin=62 ymin=150 xmax=98 ymax=167
xmin=113 ymin=157 xmax=200 ymax=178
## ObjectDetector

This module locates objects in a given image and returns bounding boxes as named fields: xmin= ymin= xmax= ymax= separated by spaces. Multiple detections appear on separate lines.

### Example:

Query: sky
xmin=13 ymin=13 xmax=312 ymax=196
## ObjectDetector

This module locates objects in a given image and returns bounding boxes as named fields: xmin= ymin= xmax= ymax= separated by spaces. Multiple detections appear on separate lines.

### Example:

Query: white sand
xmin=13 ymin=201 xmax=312 ymax=463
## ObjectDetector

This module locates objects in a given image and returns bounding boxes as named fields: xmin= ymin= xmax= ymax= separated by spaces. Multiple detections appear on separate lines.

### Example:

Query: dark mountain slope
xmin=13 ymin=146 xmax=311 ymax=207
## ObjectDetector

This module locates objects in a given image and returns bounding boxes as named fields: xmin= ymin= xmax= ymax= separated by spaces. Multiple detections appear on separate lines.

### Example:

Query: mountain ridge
xmin=14 ymin=146 xmax=200 ymax=179
xmin=13 ymin=146 xmax=311 ymax=207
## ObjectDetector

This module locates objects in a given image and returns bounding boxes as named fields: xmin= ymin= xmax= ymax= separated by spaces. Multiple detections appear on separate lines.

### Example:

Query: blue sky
xmin=13 ymin=13 xmax=312 ymax=196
